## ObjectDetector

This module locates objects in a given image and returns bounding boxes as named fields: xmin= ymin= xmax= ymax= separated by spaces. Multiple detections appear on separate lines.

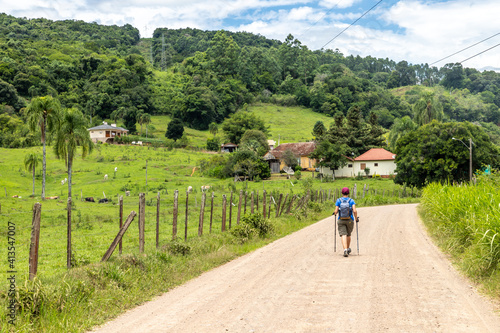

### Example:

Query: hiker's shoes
xmin=343 ymin=249 xmax=348 ymax=257
xmin=347 ymin=248 xmax=352 ymax=255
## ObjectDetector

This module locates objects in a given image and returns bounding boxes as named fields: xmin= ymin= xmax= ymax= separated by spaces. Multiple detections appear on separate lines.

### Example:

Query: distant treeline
xmin=1 ymin=13 xmax=500 ymax=148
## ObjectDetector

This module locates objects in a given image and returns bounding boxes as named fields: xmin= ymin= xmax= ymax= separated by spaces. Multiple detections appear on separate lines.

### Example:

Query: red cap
xmin=341 ymin=187 xmax=349 ymax=195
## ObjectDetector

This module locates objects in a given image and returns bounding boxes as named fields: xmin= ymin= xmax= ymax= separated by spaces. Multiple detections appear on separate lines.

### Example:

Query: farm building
xmin=88 ymin=123 xmax=128 ymax=144
xmin=264 ymin=142 xmax=317 ymax=173
xmin=221 ymin=143 xmax=238 ymax=153
xmin=320 ymin=148 xmax=397 ymax=178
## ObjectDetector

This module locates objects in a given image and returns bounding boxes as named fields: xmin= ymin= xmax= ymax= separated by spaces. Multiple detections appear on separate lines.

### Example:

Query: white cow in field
xmin=104 ymin=174 xmax=108 ymax=181
xmin=187 ymin=186 xmax=193 ymax=193
xmin=114 ymin=167 xmax=118 ymax=172
xmin=201 ymin=185 xmax=211 ymax=192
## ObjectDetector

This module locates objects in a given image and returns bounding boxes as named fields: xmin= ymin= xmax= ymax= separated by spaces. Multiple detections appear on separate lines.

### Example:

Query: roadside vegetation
xmin=419 ymin=173 xmax=500 ymax=299
xmin=0 ymin=143 xmax=417 ymax=332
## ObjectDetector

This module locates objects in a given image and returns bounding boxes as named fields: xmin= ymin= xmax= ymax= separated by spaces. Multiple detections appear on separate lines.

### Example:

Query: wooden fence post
xmin=139 ymin=193 xmax=145 ymax=253
xmin=229 ymin=191 xmax=233 ymax=229
xmin=256 ymin=191 xmax=259 ymax=212
xmin=222 ymin=195 xmax=227 ymax=232
xmin=286 ymin=195 xmax=296 ymax=214
xmin=119 ymin=196 xmax=123 ymax=254
xmin=156 ymin=192 xmax=160 ymax=249
xmin=276 ymin=193 xmax=283 ymax=217
xmin=210 ymin=192 xmax=214 ymax=233
xmin=262 ymin=190 xmax=267 ymax=218
xmin=237 ymin=190 xmax=242 ymax=225
xmin=29 ymin=202 xmax=41 ymax=280
xmin=102 ymin=211 xmax=137 ymax=261
xmin=251 ymin=191 xmax=254 ymax=214
xmin=67 ymin=197 xmax=72 ymax=269
xmin=199 ymin=192 xmax=206 ymax=236
xmin=280 ymin=194 xmax=289 ymax=217
xmin=268 ymin=196 xmax=271 ymax=219
xmin=185 ymin=191 xmax=189 ymax=241
xmin=244 ymin=191 xmax=247 ymax=214
xmin=173 ymin=190 xmax=179 ymax=240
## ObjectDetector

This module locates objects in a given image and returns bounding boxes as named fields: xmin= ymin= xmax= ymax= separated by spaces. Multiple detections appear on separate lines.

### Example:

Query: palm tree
xmin=137 ymin=112 xmax=151 ymax=136
xmin=413 ymin=92 xmax=444 ymax=126
xmin=110 ymin=107 xmax=126 ymax=124
xmin=26 ymin=96 xmax=62 ymax=200
xmin=54 ymin=108 xmax=93 ymax=199
xmin=209 ymin=122 xmax=218 ymax=138
xmin=142 ymin=113 xmax=151 ymax=138
xmin=24 ymin=152 xmax=41 ymax=197
xmin=388 ymin=116 xmax=418 ymax=151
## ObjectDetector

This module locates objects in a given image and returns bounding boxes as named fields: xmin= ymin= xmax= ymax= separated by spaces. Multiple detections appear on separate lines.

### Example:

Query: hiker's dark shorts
xmin=337 ymin=219 xmax=354 ymax=237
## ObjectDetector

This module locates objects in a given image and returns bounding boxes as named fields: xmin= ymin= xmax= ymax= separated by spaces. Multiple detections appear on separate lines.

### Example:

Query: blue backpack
xmin=339 ymin=198 xmax=351 ymax=220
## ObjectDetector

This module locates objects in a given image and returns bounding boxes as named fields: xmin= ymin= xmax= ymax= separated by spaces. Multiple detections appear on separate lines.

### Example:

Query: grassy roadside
xmin=418 ymin=174 xmax=500 ymax=302
xmin=1 ymin=187 xmax=418 ymax=332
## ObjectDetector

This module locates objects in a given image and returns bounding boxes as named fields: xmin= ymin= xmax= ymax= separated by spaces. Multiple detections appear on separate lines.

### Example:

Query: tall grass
xmin=419 ymin=173 xmax=500 ymax=294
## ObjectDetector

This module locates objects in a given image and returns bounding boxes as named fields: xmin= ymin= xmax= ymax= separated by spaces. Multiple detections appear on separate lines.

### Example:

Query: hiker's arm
xmin=352 ymin=204 xmax=358 ymax=221
xmin=334 ymin=206 xmax=339 ymax=215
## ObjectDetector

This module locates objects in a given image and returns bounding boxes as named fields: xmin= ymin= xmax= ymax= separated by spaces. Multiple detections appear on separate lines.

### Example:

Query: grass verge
xmin=418 ymin=173 xmax=500 ymax=302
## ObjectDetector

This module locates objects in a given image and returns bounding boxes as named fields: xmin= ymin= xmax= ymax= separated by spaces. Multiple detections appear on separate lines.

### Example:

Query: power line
xmin=321 ymin=0 xmax=383 ymax=50
xmin=429 ymin=32 xmax=500 ymax=66
xmin=459 ymin=42 xmax=500 ymax=64
xmin=299 ymin=0 xmax=345 ymax=37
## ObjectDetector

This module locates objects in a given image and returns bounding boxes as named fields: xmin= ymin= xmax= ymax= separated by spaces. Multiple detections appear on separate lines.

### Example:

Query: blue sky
xmin=1 ymin=0 xmax=499 ymax=70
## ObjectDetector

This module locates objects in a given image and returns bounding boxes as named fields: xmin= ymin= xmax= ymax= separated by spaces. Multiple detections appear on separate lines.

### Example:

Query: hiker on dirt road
xmin=334 ymin=187 xmax=358 ymax=257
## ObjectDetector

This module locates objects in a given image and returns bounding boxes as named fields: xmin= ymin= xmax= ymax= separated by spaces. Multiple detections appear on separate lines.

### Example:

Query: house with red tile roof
xmin=263 ymin=142 xmax=317 ymax=173
xmin=320 ymin=148 xmax=397 ymax=178
xmin=355 ymin=148 xmax=397 ymax=177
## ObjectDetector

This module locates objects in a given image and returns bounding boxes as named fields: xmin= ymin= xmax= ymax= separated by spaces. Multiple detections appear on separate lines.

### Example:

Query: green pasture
xmin=0 ymin=144 xmax=416 ymax=332
xmin=116 ymin=103 xmax=335 ymax=148
xmin=0 ymin=144 xmax=414 ymax=281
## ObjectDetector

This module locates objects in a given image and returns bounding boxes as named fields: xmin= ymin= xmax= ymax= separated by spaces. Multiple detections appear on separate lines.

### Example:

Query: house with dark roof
xmin=263 ymin=142 xmax=317 ymax=173
xmin=320 ymin=148 xmax=397 ymax=178
xmin=88 ymin=123 xmax=128 ymax=144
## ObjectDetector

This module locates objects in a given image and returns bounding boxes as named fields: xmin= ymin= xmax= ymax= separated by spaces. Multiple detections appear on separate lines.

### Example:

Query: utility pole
xmin=469 ymin=137 xmax=473 ymax=182
xmin=452 ymin=137 xmax=473 ymax=182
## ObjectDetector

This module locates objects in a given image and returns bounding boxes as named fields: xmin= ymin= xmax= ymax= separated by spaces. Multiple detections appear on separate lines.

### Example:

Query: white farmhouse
xmin=320 ymin=148 xmax=397 ymax=178
xmin=88 ymin=122 xmax=128 ymax=144
xmin=354 ymin=148 xmax=397 ymax=178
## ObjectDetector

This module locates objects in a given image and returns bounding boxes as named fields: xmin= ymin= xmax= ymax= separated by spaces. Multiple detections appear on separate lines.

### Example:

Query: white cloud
xmin=319 ymin=0 xmax=361 ymax=9
xmin=1 ymin=0 xmax=499 ymax=70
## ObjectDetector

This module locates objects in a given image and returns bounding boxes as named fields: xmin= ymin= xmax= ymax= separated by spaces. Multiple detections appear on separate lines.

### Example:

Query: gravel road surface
xmin=92 ymin=204 xmax=500 ymax=332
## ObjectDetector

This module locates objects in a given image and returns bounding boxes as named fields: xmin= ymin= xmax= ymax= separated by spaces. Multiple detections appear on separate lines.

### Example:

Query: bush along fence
xmin=16 ymin=183 xmax=420 ymax=281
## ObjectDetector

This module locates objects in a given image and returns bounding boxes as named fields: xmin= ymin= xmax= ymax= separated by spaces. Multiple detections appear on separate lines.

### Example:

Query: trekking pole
xmin=356 ymin=217 xmax=360 ymax=255
xmin=334 ymin=214 xmax=337 ymax=252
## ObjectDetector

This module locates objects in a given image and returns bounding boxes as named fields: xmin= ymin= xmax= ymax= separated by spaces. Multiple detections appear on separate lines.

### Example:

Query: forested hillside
xmin=1 ymin=13 xmax=500 ymax=149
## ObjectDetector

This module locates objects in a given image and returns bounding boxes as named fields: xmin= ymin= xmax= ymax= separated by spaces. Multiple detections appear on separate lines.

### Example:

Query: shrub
xmin=15 ymin=278 xmax=47 ymax=316
xmin=241 ymin=213 xmax=274 ymax=238
xmin=166 ymin=240 xmax=191 ymax=256
xmin=230 ymin=223 xmax=256 ymax=243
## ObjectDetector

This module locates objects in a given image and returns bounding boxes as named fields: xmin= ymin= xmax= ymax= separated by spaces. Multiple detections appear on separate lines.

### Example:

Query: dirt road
xmin=92 ymin=204 xmax=500 ymax=332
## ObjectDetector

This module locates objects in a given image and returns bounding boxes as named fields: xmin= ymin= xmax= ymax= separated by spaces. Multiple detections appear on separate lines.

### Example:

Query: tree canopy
xmin=165 ymin=118 xmax=185 ymax=141
xmin=394 ymin=121 xmax=500 ymax=188
xmin=221 ymin=112 xmax=267 ymax=144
